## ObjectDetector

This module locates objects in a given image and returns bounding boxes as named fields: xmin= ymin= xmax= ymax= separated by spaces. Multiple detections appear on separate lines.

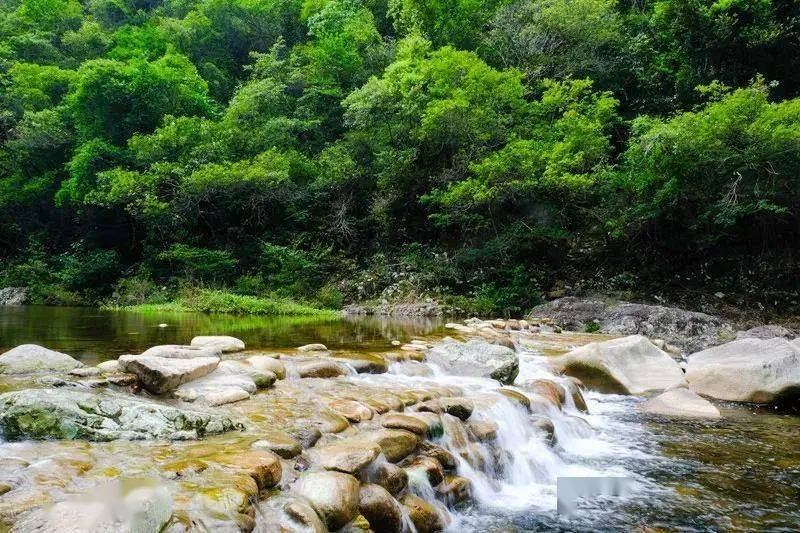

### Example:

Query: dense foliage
xmin=1 ymin=0 xmax=799 ymax=314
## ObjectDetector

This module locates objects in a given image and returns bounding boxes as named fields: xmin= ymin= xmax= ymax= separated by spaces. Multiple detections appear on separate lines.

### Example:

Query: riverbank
xmin=107 ymin=289 xmax=339 ymax=318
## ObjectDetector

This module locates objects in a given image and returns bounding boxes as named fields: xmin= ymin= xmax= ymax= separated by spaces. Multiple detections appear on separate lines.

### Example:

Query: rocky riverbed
xmin=1 ymin=311 xmax=799 ymax=532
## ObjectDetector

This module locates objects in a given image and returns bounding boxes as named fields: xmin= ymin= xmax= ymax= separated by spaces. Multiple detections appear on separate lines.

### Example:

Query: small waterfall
xmin=375 ymin=343 xmax=634 ymax=523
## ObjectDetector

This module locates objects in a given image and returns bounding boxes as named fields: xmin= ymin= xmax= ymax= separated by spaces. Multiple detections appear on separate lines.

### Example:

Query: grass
xmin=115 ymin=289 xmax=340 ymax=317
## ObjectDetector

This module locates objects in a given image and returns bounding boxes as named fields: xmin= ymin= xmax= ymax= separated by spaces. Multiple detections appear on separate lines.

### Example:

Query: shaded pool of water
xmin=0 ymin=306 xmax=445 ymax=364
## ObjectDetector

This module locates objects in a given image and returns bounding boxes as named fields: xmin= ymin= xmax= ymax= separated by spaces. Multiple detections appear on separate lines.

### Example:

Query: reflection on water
xmin=0 ymin=306 xmax=445 ymax=364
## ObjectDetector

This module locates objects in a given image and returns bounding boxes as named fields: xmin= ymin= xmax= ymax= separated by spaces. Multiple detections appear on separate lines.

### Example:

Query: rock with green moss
xmin=0 ymin=388 xmax=244 ymax=441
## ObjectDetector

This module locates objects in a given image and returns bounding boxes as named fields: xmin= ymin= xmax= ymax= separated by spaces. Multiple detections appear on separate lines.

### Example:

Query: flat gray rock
xmin=426 ymin=339 xmax=518 ymax=384
xmin=0 ymin=344 xmax=83 ymax=374
xmin=118 ymin=355 xmax=220 ymax=394
xmin=0 ymin=388 xmax=244 ymax=441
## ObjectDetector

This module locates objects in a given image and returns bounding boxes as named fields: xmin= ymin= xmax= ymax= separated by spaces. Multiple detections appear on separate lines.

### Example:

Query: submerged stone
xmin=0 ymin=388 xmax=244 ymax=441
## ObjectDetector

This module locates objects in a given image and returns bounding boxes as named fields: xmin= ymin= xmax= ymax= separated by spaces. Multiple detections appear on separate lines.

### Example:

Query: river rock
xmin=174 ymin=363 xmax=259 ymax=405
xmin=0 ymin=345 xmax=83 ymax=374
xmin=529 ymin=297 xmax=735 ymax=353
xmin=549 ymin=335 xmax=686 ymax=394
xmin=360 ymin=429 xmax=420 ymax=463
xmin=257 ymin=495 xmax=326 ymax=533
xmin=328 ymin=399 xmax=374 ymax=422
xmin=96 ymin=360 xmax=121 ymax=373
xmin=641 ymin=388 xmax=721 ymax=419
xmin=563 ymin=379 xmax=589 ymax=412
xmin=358 ymin=483 xmax=405 ymax=533
xmin=417 ymin=441 xmax=457 ymax=470
xmin=736 ymin=325 xmax=792 ymax=340
xmin=365 ymin=462 xmax=408 ymax=496
xmin=0 ymin=388 xmax=243 ymax=441
xmin=293 ymin=471 xmax=360 ymax=530
xmin=218 ymin=360 xmax=276 ymax=388
xmin=117 ymin=355 xmax=219 ymax=394
xmin=530 ymin=416 xmax=556 ymax=445
xmin=190 ymin=335 xmax=245 ymax=353
xmin=297 ymin=343 xmax=328 ymax=353
xmin=335 ymin=356 xmax=389 ymax=374
xmin=139 ymin=345 xmax=222 ymax=359
xmin=213 ymin=450 xmax=282 ymax=489
xmin=0 ymin=287 xmax=27 ymax=306
xmin=246 ymin=355 xmax=286 ymax=380
xmin=310 ymin=441 xmax=381 ymax=474
xmin=400 ymin=494 xmax=448 ymax=533
xmin=685 ymin=337 xmax=800 ymax=403
xmin=426 ymin=339 xmax=519 ymax=384
xmin=467 ymin=420 xmax=498 ymax=442
xmin=382 ymin=413 xmax=429 ymax=435
xmin=438 ymin=397 xmax=474 ymax=420
xmin=524 ymin=379 xmax=564 ymax=409
xmin=404 ymin=456 xmax=444 ymax=486
xmin=437 ymin=475 xmax=471 ymax=506
xmin=296 ymin=360 xmax=349 ymax=379
xmin=497 ymin=388 xmax=532 ymax=410
xmin=252 ymin=433 xmax=302 ymax=459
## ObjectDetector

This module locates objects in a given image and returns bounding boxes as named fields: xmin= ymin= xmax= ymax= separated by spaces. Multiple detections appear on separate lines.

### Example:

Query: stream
xmin=0 ymin=306 xmax=799 ymax=532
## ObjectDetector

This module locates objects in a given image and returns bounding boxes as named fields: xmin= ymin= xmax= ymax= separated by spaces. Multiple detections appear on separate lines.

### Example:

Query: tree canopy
xmin=1 ymin=0 xmax=799 ymax=313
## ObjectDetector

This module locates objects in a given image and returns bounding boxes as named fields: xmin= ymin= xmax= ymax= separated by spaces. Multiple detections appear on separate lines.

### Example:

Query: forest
xmin=1 ymin=0 xmax=799 ymax=316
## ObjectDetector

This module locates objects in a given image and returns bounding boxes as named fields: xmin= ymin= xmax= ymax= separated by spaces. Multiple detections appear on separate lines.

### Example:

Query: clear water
xmin=1 ymin=306 xmax=799 ymax=531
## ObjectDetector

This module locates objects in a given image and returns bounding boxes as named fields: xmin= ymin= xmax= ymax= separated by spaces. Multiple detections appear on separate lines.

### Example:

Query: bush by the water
xmin=2 ymin=0 xmax=800 ymax=315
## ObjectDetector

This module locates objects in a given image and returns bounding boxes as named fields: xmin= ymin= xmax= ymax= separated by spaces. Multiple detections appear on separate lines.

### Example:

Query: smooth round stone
xmin=251 ymin=434 xmax=302 ymax=459
xmin=382 ymin=414 xmax=429 ymax=436
xmin=293 ymin=471 xmax=360 ymax=531
xmin=310 ymin=441 xmax=381 ymax=474
xmin=358 ymin=483 xmax=405 ymax=533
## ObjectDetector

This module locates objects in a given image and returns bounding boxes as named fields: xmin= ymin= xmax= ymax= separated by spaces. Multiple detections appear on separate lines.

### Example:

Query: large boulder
xmin=641 ymin=388 xmax=721 ymax=419
xmin=0 ymin=389 xmax=243 ymax=441
xmin=117 ymin=355 xmax=219 ymax=394
xmin=292 ymin=471 xmax=360 ymax=531
xmin=426 ymin=339 xmax=519 ymax=384
xmin=529 ymin=297 xmax=735 ymax=353
xmin=0 ymin=345 xmax=83 ymax=374
xmin=549 ymin=335 xmax=686 ymax=395
xmin=685 ymin=338 xmax=800 ymax=403
xmin=190 ymin=335 xmax=245 ymax=353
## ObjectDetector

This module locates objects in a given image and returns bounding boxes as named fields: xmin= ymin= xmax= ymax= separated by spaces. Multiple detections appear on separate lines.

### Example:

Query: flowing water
xmin=1 ymin=306 xmax=799 ymax=532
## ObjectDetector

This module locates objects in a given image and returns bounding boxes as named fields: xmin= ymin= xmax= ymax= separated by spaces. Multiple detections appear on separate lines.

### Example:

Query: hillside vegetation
xmin=1 ymin=0 xmax=799 ymax=315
